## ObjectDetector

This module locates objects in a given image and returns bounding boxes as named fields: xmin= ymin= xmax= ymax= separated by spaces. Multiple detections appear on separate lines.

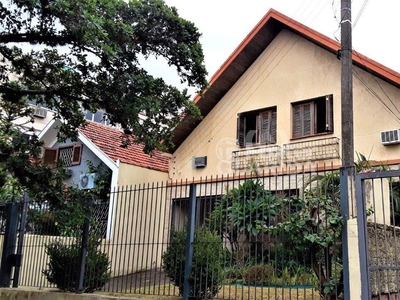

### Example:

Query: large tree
xmin=0 ymin=0 xmax=207 ymax=152
xmin=0 ymin=0 xmax=207 ymax=195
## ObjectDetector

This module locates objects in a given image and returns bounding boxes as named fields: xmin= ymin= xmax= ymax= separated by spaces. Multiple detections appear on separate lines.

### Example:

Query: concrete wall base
xmin=0 ymin=288 xmax=142 ymax=300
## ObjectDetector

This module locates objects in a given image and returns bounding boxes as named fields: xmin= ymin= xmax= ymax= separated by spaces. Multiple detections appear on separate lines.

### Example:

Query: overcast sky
xmin=149 ymin=0 xmax=400 ymax=91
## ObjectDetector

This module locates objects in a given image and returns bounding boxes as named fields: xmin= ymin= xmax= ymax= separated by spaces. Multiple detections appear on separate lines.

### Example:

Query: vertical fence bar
xmin=340 ymin=167 xmax=351 ymax=300
xmin=76 ymin=199 xmax=91 ymax=293
xmin=356 ymin=173 xmax=371 ymax=299
xmin=183 ymin=183 xmax=196 ymax=300
xmin=0 ymin=202 xmax=19 ymax=287
xmin=12 ymin=194 xmax=29 ymax=287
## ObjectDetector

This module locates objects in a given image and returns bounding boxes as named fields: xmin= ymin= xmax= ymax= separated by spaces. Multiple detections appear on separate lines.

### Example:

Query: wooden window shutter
xmin=270 ymin=111 xmax=277 ymax=143
xmin=293 ymin=103 xmax=313 ymax=138
xmin=259 ymin=110 xmax=276 ymax=144
xmin=325 ymin=95 xmax=333 ymax=132
xmin=71 ymin=144 xmax=83 ymax=165
xmin=303 ymin=103 xmax=313 ymax=136
xmin=293 ymin=105 xmax=302 ymax=138
xmin=43 ymin=148 xmax=58 ymax=166
xmin=259 ymin=111 xmax=269 ymax=144
xmin=237 ymin=115 xmax=245 ymax=147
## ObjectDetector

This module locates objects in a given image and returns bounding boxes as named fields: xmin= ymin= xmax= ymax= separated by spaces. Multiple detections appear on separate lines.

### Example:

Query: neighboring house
xmin=12 ymin=104 xmax=54 ymax=137
xmin=168 ymin=9 xmax=400 ymax=181
xmin=16 ymin=120 xmax=171 ymax=282
xmin=38 ymin=119 xmax=169 ymax=239
xmin=38 ymin=119 xmax=170 ymax=189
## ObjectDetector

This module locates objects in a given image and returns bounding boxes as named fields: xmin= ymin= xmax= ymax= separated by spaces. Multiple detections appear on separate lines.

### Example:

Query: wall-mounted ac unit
xmin=79 ymin=173 xmax=96 ymax=189
xmin=33 ymin=107 xmax=47 ymax=118
xmin=381 ymin=129 xmax=400 ymax=145
xmin=194 ymin=156 xmax=207 ymax=168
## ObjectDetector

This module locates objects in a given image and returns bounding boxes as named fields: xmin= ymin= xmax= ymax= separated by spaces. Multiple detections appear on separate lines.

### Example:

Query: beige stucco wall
xmin=106 ymin=184 xmax=168 ymax=276
xmin=170 ymin=29 xmax=400 ymax=181
xmin=103 ymin=163 xmax=170 ymax=276
xmin=16 ymin=235 xmax=76 ymax=288
xmin=117 ymin=162 xmax=169 ymax=186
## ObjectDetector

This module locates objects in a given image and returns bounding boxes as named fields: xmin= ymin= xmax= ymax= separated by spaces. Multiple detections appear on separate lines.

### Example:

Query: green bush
xmin=162 ymin=227 xmax=224 ymax=299
xmin=243 ymin=264 xmax=274 ymax=285
xmin=43 ymin=234 xmax=110 ymax=293
xmin=223 ymin=265 xmax=246 ymax=284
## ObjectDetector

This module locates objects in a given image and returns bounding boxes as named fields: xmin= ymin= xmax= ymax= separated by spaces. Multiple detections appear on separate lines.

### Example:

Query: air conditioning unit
xmin=79 ymin=173 xmax=96 ymax=190
xmin=33 ymin=107 xmax=47 ymax=118
xmin=381 ymin=129 xmax=400 ymax=145
xmin=193 ymin=156 xmax=207 ymax=168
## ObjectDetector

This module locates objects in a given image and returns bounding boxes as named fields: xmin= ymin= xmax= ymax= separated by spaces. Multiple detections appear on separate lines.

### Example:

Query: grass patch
xmin=98 ymin=284 xmax=320 ymax=299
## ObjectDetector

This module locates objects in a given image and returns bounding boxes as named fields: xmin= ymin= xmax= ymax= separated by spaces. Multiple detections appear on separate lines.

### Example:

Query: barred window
xmin=43 ymin=144 xmax=82 ymax=167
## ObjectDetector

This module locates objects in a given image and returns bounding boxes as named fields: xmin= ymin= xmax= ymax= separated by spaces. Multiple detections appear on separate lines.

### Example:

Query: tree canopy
xmin=0 ymin=0 xmax=208 ymax=152
xmin=0 ymin=0 xmax=208 ymax=198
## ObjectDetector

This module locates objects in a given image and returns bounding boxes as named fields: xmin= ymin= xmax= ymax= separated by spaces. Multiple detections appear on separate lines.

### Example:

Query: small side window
xmin=72 ymin=145 xmax=83 ymax=165
xmin=42 ymin=144 xmax=83 ymax=167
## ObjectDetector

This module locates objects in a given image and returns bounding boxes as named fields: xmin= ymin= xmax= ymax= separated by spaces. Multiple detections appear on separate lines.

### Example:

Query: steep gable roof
xmin=79 ymin=121 xmax=169 ymax=173
xmin=170 ymin=8 xmax=400 ymax=152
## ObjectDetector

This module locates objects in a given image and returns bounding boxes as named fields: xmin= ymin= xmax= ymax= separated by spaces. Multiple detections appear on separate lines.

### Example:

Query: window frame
xmin=291 ymin=95 xmax=333 ymax=139
xmin=43 ymin=144 xmax=83 ymax=167
xmin=237 ymin=107 xmax=277 ymax=148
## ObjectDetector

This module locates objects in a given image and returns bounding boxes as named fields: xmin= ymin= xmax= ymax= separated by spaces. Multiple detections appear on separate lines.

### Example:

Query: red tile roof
xmin=79 ymin=121 xmax=169 ymax=173
xmin=170 ymin=8 xmax=400 ymax=152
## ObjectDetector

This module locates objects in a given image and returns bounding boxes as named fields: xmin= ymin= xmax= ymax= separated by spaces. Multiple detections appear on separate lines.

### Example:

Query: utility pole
xmin=341 ymin=0 xmax=354 ymax=166
xmin=340 ymin=0 xmax=353 ymax=299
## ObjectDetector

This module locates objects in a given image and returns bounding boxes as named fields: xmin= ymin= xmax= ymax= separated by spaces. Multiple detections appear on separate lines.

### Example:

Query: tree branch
xmin=0 ymin=86 xmax=55 ymax=95
xmin=0 ymin=32 xmax=75 ymax=45
xmin=0 ymin=86 xmax=87 ymax=104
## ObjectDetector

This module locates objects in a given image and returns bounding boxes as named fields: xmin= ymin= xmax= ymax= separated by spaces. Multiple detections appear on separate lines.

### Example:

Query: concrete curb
xmin=0 ymin=288 xmax=144 ymax=300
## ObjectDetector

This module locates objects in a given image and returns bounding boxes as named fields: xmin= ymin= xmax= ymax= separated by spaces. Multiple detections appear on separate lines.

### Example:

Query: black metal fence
xmin=355 ymin=170 xmax=400 ymax=300
xmin=7 ymin=164 xmax=399 ymax=299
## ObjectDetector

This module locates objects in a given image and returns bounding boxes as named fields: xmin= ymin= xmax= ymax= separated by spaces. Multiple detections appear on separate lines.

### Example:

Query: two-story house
xmin=168 ymin=9 xmax=400 ymax=180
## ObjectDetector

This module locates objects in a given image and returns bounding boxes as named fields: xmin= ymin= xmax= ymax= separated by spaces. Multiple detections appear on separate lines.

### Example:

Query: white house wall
xmin=52 ymin=139 xmax=104 ymax=187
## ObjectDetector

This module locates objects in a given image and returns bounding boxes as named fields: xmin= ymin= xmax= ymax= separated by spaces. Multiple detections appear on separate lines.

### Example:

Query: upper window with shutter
xmin=237 ymin=107 xmax=277 ymax=148
xmin=292 ymin=95 xmax=333 ymax=139
xmin=43 ymin=144 xmax=83 ymax=167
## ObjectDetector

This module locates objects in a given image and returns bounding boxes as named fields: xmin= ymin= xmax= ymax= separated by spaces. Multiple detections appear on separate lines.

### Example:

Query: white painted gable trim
xmin=78 ymin=132 xmax=118 ymax=173
xmin=37 ymin=118 xmax=60 ymax=147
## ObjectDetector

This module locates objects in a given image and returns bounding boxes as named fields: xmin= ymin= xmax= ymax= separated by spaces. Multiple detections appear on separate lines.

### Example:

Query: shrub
xmin=43 ymin=234 xmax=110 ymax=293
xmin=162 ymin=227 xmax=224 ymax=299
xmin=27 ymin=210 xmax=60 ymax=235
xmin=243 ymin=264 xmax=274 ymax=285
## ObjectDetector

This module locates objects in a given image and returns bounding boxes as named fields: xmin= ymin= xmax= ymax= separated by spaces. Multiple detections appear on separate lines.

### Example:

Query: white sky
xmin=148 ymin=0 xmax=400 ymax=91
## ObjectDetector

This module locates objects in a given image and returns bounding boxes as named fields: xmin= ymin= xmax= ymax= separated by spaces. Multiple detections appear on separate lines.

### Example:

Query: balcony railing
xmin=283 ymin=137 xmax=340 ymax=164
xmin=231 ymin=145 xmax=281 ymax=170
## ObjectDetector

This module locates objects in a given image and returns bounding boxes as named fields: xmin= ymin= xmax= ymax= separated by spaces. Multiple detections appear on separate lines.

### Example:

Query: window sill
xmin=239 ymin=143 xmax=277 ymax=149
xmin=290 ymin=132 xmax=333 ymax=141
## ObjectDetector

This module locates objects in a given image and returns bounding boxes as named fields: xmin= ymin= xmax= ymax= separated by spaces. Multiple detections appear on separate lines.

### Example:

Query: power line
xmin=352 ymin=66 xmax=400 ymax=124
xmin=353 ymin=0 xmax=370 ymax=28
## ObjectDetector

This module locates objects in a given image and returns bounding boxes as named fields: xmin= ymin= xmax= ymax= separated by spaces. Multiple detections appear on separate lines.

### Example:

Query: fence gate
xmin=356 ymin=170 xmax=400 ymax=300
xmin=0 ymin=197 xmax=28 ymax=288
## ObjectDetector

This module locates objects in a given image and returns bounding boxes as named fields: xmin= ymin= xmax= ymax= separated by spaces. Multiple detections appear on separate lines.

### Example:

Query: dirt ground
xmin=103 ymin=268 xmax=172 ymax=293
